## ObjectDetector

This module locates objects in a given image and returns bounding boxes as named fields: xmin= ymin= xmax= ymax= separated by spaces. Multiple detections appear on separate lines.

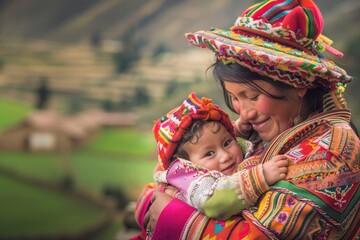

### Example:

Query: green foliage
xmin=133 ymin=85 xmax=151 ymax=106
xmin=163 ymin=77 xmax=203 ymax=98
xmin=119 ymin=97 xmax=134 ymax=111
xmin=101 ymin=99 xmax=117 ymax=112
xmin=152 ymin=43 xmax=168 ymax=59
xmin=164 ymin=78 xmax=180 ymax=97
xmin=112 ymin=31 xmax=139 ymax=73
xmin=90 ymin=31 xmax=102 ymax=48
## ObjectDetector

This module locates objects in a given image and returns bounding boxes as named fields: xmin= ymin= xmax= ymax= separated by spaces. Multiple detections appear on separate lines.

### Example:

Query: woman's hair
xmin=172 ymin=120 xmax=221 ymax=162
xmin=210 ymin=59 xmax=359 ymax=136
xmin=210 ymin=59 xmax=324 ymax=116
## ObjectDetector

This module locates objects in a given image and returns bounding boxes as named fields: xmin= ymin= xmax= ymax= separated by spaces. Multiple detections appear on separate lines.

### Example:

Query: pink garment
xmin=151 ymin=198 xmax=196 ymax=240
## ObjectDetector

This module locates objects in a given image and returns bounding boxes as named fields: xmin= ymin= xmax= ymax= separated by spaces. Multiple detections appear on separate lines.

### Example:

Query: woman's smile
xmin=251 ymin=117 xmax=270 ymax=131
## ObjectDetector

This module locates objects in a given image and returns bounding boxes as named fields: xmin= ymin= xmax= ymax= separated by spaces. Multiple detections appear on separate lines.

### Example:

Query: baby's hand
xmin=263 ymin=155 xmax=289 ymax=185
xmin=233 ymin=118 xmax=253 ymax=139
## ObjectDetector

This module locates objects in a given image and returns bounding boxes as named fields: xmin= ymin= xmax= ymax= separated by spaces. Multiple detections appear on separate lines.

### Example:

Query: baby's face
xmin=182 ymin=122 xmax=243 ymax=175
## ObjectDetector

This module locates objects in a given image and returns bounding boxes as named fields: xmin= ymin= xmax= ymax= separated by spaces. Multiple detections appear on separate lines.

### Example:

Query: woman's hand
xmin=143 ymin=185 xmax=176 ymax=237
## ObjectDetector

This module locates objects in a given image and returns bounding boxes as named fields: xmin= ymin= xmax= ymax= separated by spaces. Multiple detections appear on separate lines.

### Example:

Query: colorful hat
xmin=153 ymin=92 xmax=235 ymax=170
xmin=185 ymin=0 xmax=352 ymax=89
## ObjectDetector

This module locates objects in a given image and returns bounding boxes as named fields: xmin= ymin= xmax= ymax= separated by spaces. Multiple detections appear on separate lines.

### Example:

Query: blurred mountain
xmin=0 ymin=0 xmax=359 ymax=124
xmin=0 ymin=0 xmax=359 ymax=54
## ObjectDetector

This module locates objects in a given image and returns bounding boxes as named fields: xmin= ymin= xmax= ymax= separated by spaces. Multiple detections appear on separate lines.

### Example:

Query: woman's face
xmin=224 ymin=80 xmax=305 ymax=141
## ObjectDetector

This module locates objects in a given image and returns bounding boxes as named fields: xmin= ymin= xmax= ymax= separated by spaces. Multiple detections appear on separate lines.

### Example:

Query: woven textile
xmin=180 ymin=110 xmax=360 ymax=239
xmin=185 ymin=0 xmax=352 ymax=89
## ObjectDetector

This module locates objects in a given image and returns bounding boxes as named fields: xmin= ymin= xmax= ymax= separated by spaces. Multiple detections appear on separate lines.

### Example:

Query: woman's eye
xmin=204 ymin=151 xmax=215 ymax=157
xmin=248 ymin=95 xmax=259 ymax=101
xmin=230 ymin=95 xmax=239 ymax=102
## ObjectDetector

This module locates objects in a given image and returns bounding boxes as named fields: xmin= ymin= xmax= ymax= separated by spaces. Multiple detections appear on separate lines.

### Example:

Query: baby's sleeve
xmin=166 ymin=159 xmax=248 ymax=220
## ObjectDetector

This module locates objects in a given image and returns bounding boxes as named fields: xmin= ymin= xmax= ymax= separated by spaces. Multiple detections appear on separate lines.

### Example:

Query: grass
xmin=0 ymin=98 xmax=156 ymax=238
xmin=93 ymin=218 xmax=124 ymax=240
xmin=0 ymin=145 xmax=157 ymax=201
xmin=0 ymin=152 xmax=63 ymax=182
xmin=71 ymin=149 xmax=156 ymax=199
xmin=0 ymin=97 xmax=32 ymax=131
xmin=86 ymin=128 xmax=156 ymax=155
xmin=0 ymin=174 xmax=105 ymax=238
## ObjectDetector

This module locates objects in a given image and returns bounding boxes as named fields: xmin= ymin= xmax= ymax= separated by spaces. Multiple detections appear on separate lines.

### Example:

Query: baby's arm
xmin=263 ymin=155 xmax=288 ymax=185
xmin=165 ymin=158 xmax=248 ymax=220
xmin=233 ymin=117 xmax=253 ymax=139
xmin=236 ymin=156 xmax=287 ymax=206
xmin=160 ymin=156 xmax=288 ymax=220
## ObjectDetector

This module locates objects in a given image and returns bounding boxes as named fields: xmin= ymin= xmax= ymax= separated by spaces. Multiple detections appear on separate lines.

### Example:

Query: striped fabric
xmin=185 ymin=0 xmax=351 ymax=91
xmin=181 ymin=109 xmax=360 ymax=239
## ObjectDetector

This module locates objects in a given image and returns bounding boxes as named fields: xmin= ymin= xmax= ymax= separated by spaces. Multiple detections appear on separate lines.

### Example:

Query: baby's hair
xmin=172 ymin=120 xmax=222 ymax=162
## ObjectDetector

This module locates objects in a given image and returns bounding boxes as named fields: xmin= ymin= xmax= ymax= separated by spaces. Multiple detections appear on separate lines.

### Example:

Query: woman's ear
xmin=297 ymin=88 xmax=307 ymax=98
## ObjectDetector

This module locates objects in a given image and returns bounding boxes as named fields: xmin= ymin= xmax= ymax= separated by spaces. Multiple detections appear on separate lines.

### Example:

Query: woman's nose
xmin=239 ymin=106 xmax=257 ymax=122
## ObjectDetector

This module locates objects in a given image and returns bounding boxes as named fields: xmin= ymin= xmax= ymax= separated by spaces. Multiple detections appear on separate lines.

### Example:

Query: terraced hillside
xmin=0 ymin=0 xmax=359 ymax=120
xmin=0 ymin=39 xmax=215 ymax=113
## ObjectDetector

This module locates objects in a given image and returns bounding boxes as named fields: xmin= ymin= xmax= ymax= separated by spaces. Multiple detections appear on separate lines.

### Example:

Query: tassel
xmin=324 ymin=44 xmax=344 ymax=58
xmin=317 ymin=34 xmax=344 ymax=58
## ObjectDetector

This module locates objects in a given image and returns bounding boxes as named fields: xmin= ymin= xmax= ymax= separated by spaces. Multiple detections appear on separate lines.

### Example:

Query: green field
xmin=87 ymin=128 xmax=155 ymax=155
xmin=0 ymin=98 xmax=32 ymax=130
xmin=0 ymin=175 xmax=105 ymax=238
xmin=0 ymin=98 xmax=157 ymax=238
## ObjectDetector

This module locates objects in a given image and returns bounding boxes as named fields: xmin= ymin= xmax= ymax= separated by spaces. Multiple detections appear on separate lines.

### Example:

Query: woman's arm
xmin=146 ymin=191 xmax=270 ymax=240
xmin=133 ymin=183 xmax=155 ymax=231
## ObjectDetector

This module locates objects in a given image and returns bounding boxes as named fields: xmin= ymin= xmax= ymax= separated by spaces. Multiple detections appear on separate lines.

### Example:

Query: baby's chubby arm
xmin=161 ymin=158 xmax=247 ymax=219
xmin=263 ymin=155 xmax=289 ymax=185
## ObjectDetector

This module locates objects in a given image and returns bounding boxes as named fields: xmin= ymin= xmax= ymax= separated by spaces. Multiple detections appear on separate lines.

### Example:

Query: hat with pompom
xmin=186 ymin=0 xmax=351 ymax=90
xmin=153 ymin=92 xmax=235 ymax=170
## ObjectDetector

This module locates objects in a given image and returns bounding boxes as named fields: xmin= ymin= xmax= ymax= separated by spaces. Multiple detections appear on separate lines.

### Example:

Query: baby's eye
xmin=204 ymin=151 xmax=215 ymax=157
xmin=224 ymin=139 xmax=233 ymax=147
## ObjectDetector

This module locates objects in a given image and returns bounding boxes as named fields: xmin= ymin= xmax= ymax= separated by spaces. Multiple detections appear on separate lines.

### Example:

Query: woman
xmin=136 ymin=0 xmax=360 ymax=239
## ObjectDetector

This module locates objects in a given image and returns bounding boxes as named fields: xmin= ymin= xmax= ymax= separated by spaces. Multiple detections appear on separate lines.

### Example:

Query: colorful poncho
xmin=134 ymin=109 xmax=360 ymax=239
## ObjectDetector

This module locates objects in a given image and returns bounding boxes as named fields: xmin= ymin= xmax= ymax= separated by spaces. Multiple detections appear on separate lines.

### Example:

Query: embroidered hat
xmin=153 ymin=92 xmax=235 ymax=170
xmin=185 ymin=0 xmax=351 ymax=89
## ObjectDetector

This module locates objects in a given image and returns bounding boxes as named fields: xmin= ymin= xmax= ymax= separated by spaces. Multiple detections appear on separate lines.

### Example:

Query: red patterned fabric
xmin=142 ymin=110 xmax=360 ymax=239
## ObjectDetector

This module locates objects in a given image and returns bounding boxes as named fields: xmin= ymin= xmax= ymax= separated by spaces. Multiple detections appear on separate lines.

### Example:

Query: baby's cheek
xmin=235 ymin=147 xmax=244 ymax=164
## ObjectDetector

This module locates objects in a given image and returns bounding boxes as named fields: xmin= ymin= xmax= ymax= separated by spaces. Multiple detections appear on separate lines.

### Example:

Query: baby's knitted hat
xmin=153 ymin=92 xmax=235 ymax=170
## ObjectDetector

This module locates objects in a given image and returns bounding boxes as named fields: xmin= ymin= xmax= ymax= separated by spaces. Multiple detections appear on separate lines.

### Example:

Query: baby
xmin=153 ymin=92 xmax=288 ymax=219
